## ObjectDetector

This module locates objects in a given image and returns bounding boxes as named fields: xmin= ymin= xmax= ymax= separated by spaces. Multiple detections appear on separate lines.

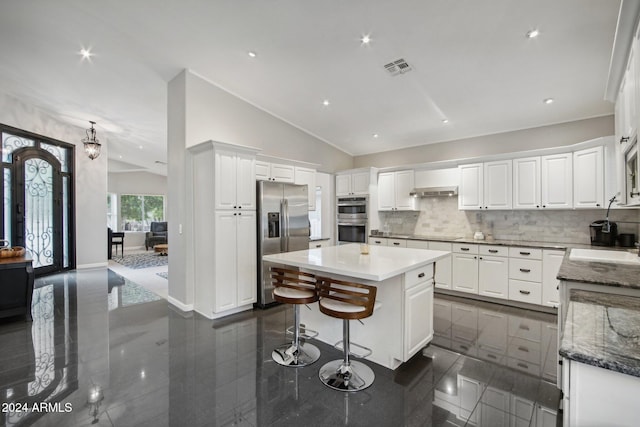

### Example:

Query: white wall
xmin=315 ymin=172 xmax=335 ymax=244
xmin=0 ymin=92 xmax=108 ymax=268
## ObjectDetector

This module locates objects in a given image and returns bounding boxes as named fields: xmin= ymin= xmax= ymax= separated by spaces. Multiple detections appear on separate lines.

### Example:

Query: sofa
xmin=145 ymin=221 xmax=168 ymax=250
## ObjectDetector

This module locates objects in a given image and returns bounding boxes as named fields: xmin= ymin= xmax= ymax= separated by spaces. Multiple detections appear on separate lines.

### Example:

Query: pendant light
xmin=82 ymin=121 xmax=101 ymax=160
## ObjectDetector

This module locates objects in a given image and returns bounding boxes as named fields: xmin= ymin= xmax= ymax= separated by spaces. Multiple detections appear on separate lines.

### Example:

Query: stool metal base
xmin=272 ymin=342 xmax=320 ymax=367
xmin=319 ymin=359 xmax=375 ymax=392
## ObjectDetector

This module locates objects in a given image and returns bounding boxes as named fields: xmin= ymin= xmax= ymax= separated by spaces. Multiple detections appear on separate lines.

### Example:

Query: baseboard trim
xmin=168 ymin=296 xmax=193 ymax=312
xmin=77 ymin=262 xmax=109 ymax=270
xmin=194 ymin=304 xmax=254 ymax=320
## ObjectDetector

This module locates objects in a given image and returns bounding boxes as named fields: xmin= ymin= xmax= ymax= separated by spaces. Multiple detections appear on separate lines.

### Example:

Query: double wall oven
xmin=337 ymin=196 xmax=368 ymax=244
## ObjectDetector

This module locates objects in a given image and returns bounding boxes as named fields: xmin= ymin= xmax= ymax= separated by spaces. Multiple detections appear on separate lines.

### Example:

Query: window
xmin=120 ymin=194 xmax=165 ymax=231
xmin=107 ymin=193 xmax=117 ymax=230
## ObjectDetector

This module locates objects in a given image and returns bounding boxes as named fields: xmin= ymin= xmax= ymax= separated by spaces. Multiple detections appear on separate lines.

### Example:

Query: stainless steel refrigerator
xmin=256 ymin=181 xmax=309 ymax=307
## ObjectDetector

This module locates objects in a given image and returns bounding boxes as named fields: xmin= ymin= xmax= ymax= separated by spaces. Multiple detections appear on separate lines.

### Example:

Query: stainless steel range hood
xmin=409 ymin=186 xmax=458 ymax=197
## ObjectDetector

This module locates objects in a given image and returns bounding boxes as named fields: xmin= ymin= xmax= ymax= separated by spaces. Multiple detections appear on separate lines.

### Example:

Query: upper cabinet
xmin=255 ymin=160 xmax=294 ymax=182
xmin=215 ymin=148 xmax=256 ymax=210
xmin=514 ymin=154 xmax=573 ymax=209
xmin=458 ymin=161 xmax=511 ymax=210
xmin=573 ymin=146 xmax=604 ymax=208
xmin=378 ymin=170 xmax=417 ymax=211
xmin=336 ymin=171 xmax=370 ymax=196
xmin=513 ymin=157 xmax=541 ymax=209
xmin=294 ymin=166 xmax=316 ymax=211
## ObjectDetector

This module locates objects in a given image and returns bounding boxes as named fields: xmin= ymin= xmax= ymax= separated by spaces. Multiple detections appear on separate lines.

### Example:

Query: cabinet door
xmin=236 ymin=152 xmax=256 ymax=210
xmin=378 ymin=172 xmax=395 ymax=211
xmin=255 ymin=160 xmax=270 ymax=181
xmin=573 ymin=146 xmax=603 ymax=208
xmin=459 ymin=375 xmax=482 ymax=422
xmin=542 ymin=250 xmax=564 ymax=308
xmin=459 ymin=163 xmax=483 ymax=210
xmin=237 ymin=211 xmax=257 ymax=306
xmin=395 ymin=170 xmax=417 ymax=210
xmin=404 ymin=282 xmax=433 ymax=360
xmin=369 ymin=237 xmax=388 ymax=246
xmin=478 ymin=255 xmax=508 ymax=299
xmin=429 ymin=241 xmax=452 ymax=289
xmin=452 ymin=253 xmax=479 ymax=294
xmin=336 ymin=174 xmax=351 ymax=196
xmin=294 ymin=167 xmax=316 ymax=210
xmin=513 ymin=157 xmax=541 ymax=209
xmin=541 ymin=153 xmax=573 ymax=209
xmin=215 ymin=149 xmax=238 ymax=210
xmin=214 ymin=212 xmax=238 ymax=312
xmin=270 ymin=163 xmax=295 ymax=182
xmin=351 ymin=172 xmax=370 ymax=194
xmin=483 ymin=160 xmax=512 ymax=209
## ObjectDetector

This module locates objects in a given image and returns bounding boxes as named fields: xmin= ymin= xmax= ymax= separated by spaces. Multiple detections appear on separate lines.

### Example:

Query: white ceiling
xmin=0 ymin=1 xmax=621 ymax=173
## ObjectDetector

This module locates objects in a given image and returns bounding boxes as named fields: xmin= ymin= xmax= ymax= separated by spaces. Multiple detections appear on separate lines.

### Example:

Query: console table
xmin=0 ymin=254 xmax=34 ymax=321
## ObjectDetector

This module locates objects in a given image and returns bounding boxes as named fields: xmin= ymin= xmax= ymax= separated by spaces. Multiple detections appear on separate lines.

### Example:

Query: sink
xmin=569 ymin=248 xmax=640 ymax=265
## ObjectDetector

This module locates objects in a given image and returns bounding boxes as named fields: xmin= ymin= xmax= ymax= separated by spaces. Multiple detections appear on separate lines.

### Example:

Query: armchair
xmin=145 ymin=221 xmax=168 ymax=250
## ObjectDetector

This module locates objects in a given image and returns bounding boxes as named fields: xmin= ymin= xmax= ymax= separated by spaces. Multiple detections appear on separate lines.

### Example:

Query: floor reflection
xmin=0 ymin=271 xmax=561 ymax=426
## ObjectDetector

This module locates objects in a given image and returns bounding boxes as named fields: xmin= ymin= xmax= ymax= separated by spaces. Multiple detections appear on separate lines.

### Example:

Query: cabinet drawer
xmin=406 ymin=240 xmax=429 ymax=249
xmin=453 ymin=243 xmax=479 ymax=254
xmin=369 ymin=237 xmax=388 ymax=246
xmin=507 ymin=357 xmax=541 ymax=376
xmin=309 ymin=240 xmax=327 ymax=249
xmin=509 ymin=247 xmax=542 ymax=259
xmin=508 ymin=337 xmax=541 ymax=365
xmin=508 ymin=315 xmax=542 ymax=342
xmin=388 ymin=238 xmax=407 ymax=248
xmin=509 ymin=280 xmax=542 ymax=305
xmin=479 ymin=245 xmax=508 ymax=257
xmin=405 ymin=264 xmax=434 ymax=289
xmin=509 ymin=259 xmax=541 ymax=282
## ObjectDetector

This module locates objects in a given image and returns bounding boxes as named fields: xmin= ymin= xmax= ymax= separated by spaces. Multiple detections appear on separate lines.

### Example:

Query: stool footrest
xmin=286 ymin=324 xmax=319 ymax=339
xmin=333 ymin=340 xmax=372 ymax=359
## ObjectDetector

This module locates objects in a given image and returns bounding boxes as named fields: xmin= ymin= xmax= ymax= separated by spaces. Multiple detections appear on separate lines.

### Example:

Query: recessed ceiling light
xmin=139 ymin=145 xmax=143 ymax=150
xmin=248 ymin=51 xmax=257 ymax=58
xmin=526 ymin=29 xmax=540 ymax=38
xmin=119 ymin=155 xmax=122 ymax=159
xmin=79 ymin=47 xmax=93 ymax=60
xmin=442 ymin=119 xmax=449 ymax=124
xmin=543 ymin=98 xmax=554 ymax=104
xmin=322 ymin=99 xmax=330 ymax=106
xmin=360 ymin=34 xmax=371 ymax=45
xmin=372 ymin=133 xmax=379 ymax=138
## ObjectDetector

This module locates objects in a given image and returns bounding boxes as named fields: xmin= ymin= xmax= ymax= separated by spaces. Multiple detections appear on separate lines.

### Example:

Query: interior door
xmin=13 ymin=148 xmax=63 ymax=275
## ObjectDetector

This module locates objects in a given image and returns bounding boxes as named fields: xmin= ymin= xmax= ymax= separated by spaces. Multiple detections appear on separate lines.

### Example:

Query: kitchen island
xmin=263 ymin=243 xmax=449 ymax=369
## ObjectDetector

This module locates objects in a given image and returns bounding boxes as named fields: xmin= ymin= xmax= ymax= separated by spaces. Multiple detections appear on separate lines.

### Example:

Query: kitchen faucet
xmin=602 ymin=195 xmax=617 ymax=233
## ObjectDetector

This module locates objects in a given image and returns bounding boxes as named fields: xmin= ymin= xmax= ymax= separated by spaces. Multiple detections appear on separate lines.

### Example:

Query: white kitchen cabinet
xmin=215 ymin=148 xmax=257 ymax=210
xmin=453 ymin=251 xmax=479 ymax=294
xmin=309 ymin=240 xmax=329 ymax=249
xmin=387 ymin=238 xmax=407 ymax=248
xmin=541 ymin=153 xmax=573 ymax=209
xmin=541 ymin=250 xmax=564 ymax=308
xmin=406 ymin=240 xmax=429 ymax=249
xmin=478 ymin=254 xmax=509 ymax=299
xmin=294 ymin=166 xmax=316 ymax=210
xmin=429 ymin=241 xmax=452 ymax=290
xmin=483 ymin=160 xmax=512 ymax=209
xmin=378 ymin=170 xmax=417 ymax=211
xmin=214 ymin=210 xmax=257 ymax=312
xmin=336 ymin=170 xmax=370 ymax=196
xmin=369 ymin=236 xmax=388 ymax=246
xmin=513 ymin=156 xmax=541 ymax=209
xmin=255 ymin=160 xmax=295 ymax=182
xmin=404 ymin=279 xmax=434 ymax=360
xmin=458 ymin=163 xmax=483 ymax=210
xmin=573 ymin=146 xmax=604 ymax=208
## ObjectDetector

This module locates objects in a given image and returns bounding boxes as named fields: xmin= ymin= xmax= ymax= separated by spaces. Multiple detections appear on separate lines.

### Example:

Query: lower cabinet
xmin=429 ymin=241 xmax=453 ymax=290
xmin=478 ymin=255 xmax=509 ymax=299
xmin=453 ymin=244 xmax=479 ymax=294
xmin=404 ymin=265 xmax=434 ymax=360
xmin=541 ymin=249 xmax=564 ymax=307
xmin=213 ymin=211 xmax=257 ymax=313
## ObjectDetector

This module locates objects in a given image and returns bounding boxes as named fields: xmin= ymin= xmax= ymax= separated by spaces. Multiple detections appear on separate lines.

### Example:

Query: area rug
xmin=108 ymin=275 xmax=163 ymax=309
xmin=112 ymin=252 xmax=168 ymax=269
xmin=156 ymin=271 xmax=168 ymax=280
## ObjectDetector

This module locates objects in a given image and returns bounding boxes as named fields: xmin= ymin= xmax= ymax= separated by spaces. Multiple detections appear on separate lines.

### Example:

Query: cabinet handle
xmin=542 ymin=205 xmax=546 ymax=208
xmin=238 ymin=212 xmax=242 ymax=216
xmin=596 ymin=204 xmax=600 ymax=207
xmin=517 ymin=362 xmax=529 ymax=369
xmin=479 ymin=257 xmax=483 ymax=260
xmin=536 ymin=205 xmax=540 ymax=208
xmin=374 ymin=240 xmax=381 ymax=244
xmin=418 ymin=272 xmax=425 ymax=278
xmin=487 ymin=354 xmax=497 ymax=360
xmin=234 ymin=205 xmax=237 ymax=209
xmin=519 ymin=268 xmax=531 ymax=273
xmin=519 ymin=290 xmax=531 ymax=295
xmin=520 ymin=325 xmax=530 ymax=331
xmin=238 ymin=205 xmax=242 ymax=209
xmin=393 ymin=242 xmax=400 ymax=246
xmin=519 ymin=251 xmax=531 ymax=255
xmin=461 ymin=247 xmax=470 ymax=251
xmin=518 ymin=346 xmax=529 ymax=353
xmin=474 ymin=256 xmax=477 ymax=259
xmin=488 ymin=249 xmax=498 ymax=253
xmin=620 ymin=136 xmax=630 ymax=144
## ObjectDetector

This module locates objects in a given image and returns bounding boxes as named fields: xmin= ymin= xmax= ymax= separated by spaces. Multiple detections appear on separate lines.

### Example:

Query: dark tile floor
xmin=0 ymin=270 xmax=561 ymax=426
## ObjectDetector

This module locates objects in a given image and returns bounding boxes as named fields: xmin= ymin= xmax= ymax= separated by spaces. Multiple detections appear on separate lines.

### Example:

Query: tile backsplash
xmin=378 ymin=196 xmax=640 ymax=244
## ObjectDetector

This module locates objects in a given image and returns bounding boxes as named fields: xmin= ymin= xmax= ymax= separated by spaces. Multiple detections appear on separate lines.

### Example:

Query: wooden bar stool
xmin=271 ymin=267 xmax=321 ymax=367
xmin=316 ymin=276 xmax=377 ymax=392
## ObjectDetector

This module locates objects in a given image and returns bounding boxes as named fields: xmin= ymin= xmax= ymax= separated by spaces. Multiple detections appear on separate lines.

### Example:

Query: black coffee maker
xmin=590 ymin=220 xmax=618 ymax=246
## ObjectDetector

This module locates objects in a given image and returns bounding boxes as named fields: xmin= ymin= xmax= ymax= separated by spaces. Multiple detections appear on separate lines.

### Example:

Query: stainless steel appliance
xmin=337 ymin=196 xmax=368 ymax=244
xmin=257 ymin=181 xmax=309 ymax=307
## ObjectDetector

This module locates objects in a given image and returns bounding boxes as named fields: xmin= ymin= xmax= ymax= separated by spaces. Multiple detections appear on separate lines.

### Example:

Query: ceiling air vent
xmin=384 ymin=58 xmax=412 ymax=76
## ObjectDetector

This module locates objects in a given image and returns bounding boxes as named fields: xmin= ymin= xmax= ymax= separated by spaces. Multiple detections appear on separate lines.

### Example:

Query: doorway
xmin=1 ymin=126 xmax=75 ymax=275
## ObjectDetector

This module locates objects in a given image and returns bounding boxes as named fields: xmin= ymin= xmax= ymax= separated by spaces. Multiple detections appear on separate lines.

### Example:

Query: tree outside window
xmin=120 ymin=195 xmax=164 ymax=231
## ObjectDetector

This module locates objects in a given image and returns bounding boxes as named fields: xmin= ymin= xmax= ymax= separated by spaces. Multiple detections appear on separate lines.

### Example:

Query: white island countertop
xmin=263 ymin=243 xmax=450 ymax=281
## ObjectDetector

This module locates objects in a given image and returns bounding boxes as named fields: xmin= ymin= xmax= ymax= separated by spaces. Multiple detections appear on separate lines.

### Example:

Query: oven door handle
xmin=337 ymin=222 xmax=367 ymax=226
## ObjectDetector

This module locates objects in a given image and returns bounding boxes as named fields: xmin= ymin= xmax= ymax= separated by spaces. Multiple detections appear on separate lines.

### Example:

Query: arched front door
xmin=12 ymin=148 xmax=63 ymax=275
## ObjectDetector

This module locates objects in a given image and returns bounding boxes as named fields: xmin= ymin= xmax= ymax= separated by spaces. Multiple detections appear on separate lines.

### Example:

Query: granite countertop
xmin=557 ymin=251 xmax=640 ymax=289
xmin=263 ymin=243 xmax=449 ymax=281
xmin=559 ymin=289 xmax=640 ymax=378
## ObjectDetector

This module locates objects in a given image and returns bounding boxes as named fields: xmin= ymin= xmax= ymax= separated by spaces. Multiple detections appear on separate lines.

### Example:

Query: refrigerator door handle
xmin=282 ymin=199 xmax=289 ymax=252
